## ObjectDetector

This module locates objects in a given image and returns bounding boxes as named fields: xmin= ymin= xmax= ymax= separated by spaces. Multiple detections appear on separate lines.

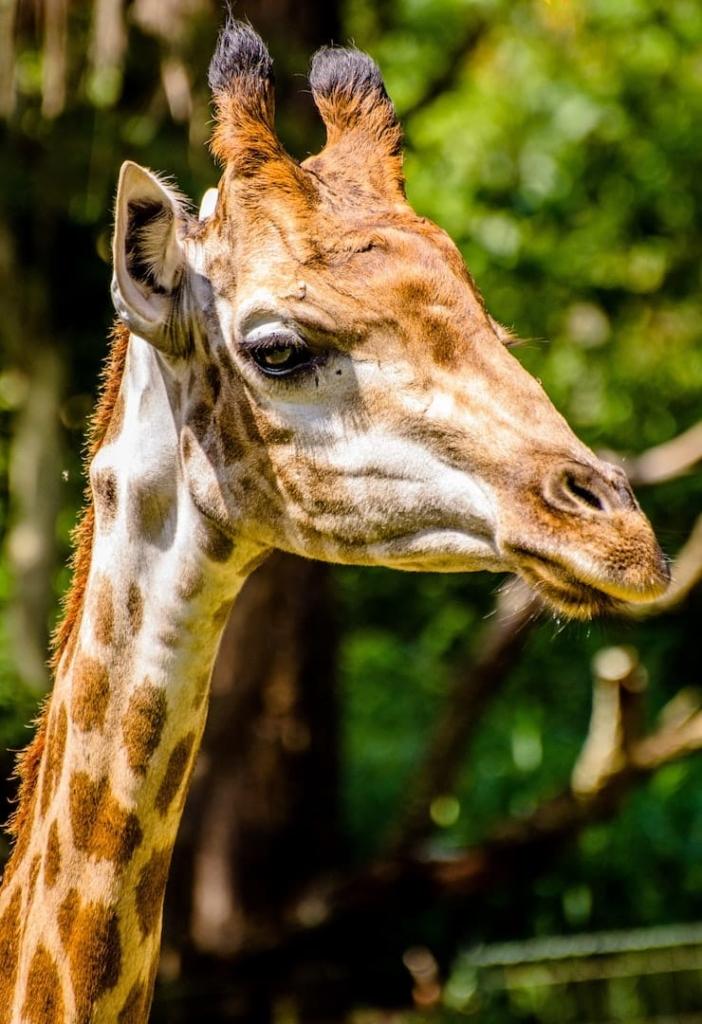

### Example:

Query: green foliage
xmin=335 ymin=0 xmax=702 ymax=1012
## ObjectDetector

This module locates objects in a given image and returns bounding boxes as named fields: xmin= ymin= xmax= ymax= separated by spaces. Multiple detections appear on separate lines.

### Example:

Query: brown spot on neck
xmin=59 ymin=612 xmax=81 ymax=675
xmin=135 ymin=847 xmax=172 ymax=938
xmin=0 ymin=890 xmax=22 ymax=1012
xmin=27 ymin=854 xmax=41 ymax=901
xmin=44 ymin=820 xmax=61 ymax=889
xmin=118 ymin=980 xmax=147 ymax=1024
xmin=205 ymin=362 xmax=222 ymax=403
xmin=122 ymin=682 xmax=167 ymax=775
xmin=189 ymin=401 xmax=212 ymax=442
xmin=67 ymin=900 xmax=121 ymax=1021
xmin=22 ymin=944 xmax=64 ymax=1024
xmin=198 ymin=521 xmax=234 ymax=563
xmin=40 ymin=702 xmax=68 ymax=818
xmin=93 ymin=468 xmax=119 ymax=528
xmin=71 ymin=654 xmax=110 ymax=733
xmin=182 ymin=430 xmax=193 ymax=461
xmin=155 ymin=732 xmax=196 ymax=816
xmin=129 ymin=479 xmax=175 ymax=546
xmin=127 ymin=582 xmax=143 ymax=635
xmin=93 ymin=575 xmax=115 ymax=646
xmin=69 ymin=772 xmax=142 ymax=865
xmin=58 ymin=889 xmax=79 ymax=947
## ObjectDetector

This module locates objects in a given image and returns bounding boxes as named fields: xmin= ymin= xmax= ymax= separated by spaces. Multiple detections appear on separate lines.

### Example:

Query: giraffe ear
xmin=111 ymin=161 xmax=190 ymax=355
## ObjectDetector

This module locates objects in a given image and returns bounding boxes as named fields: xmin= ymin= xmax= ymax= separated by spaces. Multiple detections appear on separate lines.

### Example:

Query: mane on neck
xmin=4 ymin=321 xmax=130 ymax=855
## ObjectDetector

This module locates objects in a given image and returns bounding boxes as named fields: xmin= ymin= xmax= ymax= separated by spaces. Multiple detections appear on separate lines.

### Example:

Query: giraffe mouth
xmin=512 ymin=550 xmax=621 ymax=620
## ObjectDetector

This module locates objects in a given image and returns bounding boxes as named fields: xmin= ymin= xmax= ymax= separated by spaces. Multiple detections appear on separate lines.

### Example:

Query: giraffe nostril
xmin=543 ymin=462 xmax=629 ymax=516
xmin=563 ymin=473 xmax=605 ymax=512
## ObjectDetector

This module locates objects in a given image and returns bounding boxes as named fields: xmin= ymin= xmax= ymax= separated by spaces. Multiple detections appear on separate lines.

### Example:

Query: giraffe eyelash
xmin=243 ymin=330 xmax=319 ymax=378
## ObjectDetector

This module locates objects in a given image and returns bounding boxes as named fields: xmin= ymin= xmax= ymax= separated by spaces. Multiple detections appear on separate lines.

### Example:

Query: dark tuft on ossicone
xmin=307 ymin=45 xmax=402 ymax=165
xmin=309 ymin=47 xmax=388 ymax=106
xmin=208 ymin=18 xmax=273 ymax=95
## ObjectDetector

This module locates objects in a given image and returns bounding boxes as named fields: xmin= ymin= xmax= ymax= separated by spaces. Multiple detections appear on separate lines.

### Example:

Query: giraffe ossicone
xmin=0 ymin=18 xmax=668 ymax=1024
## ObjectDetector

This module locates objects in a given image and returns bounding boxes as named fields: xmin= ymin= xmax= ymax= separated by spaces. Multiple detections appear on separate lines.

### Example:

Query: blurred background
xmin=1 ymin=0 xmax=702 ymax=1021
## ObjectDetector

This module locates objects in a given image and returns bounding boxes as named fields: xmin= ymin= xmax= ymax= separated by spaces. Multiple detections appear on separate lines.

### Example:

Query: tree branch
xmin=290 ymin=654 xmax=702 ymax=924
xmin=626 ymin=512 xmax=702 ymax=618
xmin=571 ymin=645 xmax=645 ymax=797
xmin=620 ymin=421 xmax=702 ymax=487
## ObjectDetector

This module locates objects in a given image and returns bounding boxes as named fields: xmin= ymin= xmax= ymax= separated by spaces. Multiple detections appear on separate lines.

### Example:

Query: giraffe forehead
xmin=201 ymin=196 xmax=479 ymax=335
xmin=205 ymin=249 xmax=484 ymax=381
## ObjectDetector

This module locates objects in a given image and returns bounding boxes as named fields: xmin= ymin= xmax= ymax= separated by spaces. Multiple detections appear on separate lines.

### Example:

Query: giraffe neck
xmin=0 ymin=335 xmax=266 ymax=1024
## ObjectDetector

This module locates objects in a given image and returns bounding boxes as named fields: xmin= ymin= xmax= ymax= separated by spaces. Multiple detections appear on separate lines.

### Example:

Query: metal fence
xmin=443 ymin=922 xmax=702 ymax=1022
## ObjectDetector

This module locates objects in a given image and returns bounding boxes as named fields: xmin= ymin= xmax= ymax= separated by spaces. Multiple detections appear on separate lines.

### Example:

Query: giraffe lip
xmin=510 ymin=540 xmax=668 ymax=608
xmin=509 ymin=548 xmax=620 ymax=619
xmin=519 ymin=563 xmax=619 ymax=620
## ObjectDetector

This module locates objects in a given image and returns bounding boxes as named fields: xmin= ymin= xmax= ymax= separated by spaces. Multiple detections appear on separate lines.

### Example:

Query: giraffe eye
xmin=249 ymin=333 xmax=314 ymax=377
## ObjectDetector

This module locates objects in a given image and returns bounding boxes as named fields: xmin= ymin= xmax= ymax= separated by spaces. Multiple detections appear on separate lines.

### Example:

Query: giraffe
xmin=0 ymin=20 xmax=668 ymax=1024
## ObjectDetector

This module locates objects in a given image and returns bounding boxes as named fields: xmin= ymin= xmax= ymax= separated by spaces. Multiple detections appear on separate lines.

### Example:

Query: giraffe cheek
xmin=181 ymin=428 xmax=245 ymax=536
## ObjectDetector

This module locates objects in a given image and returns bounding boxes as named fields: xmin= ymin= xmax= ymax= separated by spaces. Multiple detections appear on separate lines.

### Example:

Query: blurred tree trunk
xmin=0 ymin=219 xmax=64 ymax=695
xmin=192 ymin=554 xmax=339 ymax=958
xmin=164 ymin=553 xmax=340 ymax=1019
xmin=5 ymin=346 xmax=64 ymax=693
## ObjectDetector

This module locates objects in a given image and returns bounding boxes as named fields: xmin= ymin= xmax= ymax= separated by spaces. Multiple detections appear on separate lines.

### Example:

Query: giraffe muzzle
xmin=497 ymin=458 xmax=670 ymax=618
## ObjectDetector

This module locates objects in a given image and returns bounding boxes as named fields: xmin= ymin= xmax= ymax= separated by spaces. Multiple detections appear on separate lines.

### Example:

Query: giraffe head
xmin=111 ymin=21 xmax=667 ymax=619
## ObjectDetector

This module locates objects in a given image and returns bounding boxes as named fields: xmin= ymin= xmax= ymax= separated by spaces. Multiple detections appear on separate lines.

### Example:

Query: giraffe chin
xmin=518 ymin=565 xmax=620 ymax=621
